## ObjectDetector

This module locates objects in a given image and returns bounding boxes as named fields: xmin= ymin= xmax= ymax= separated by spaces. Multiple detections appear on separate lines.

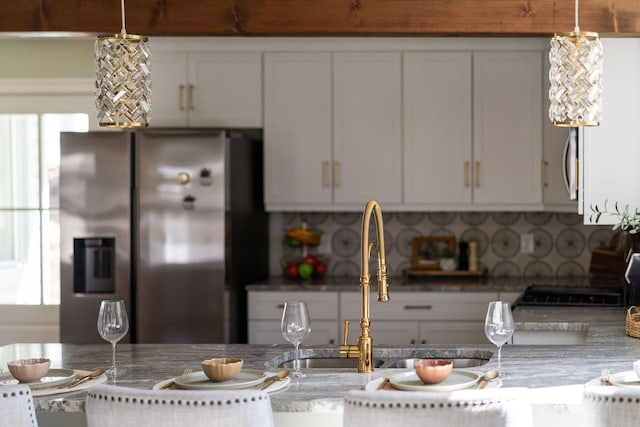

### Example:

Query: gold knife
xmin=258 ymin=370 xmax=289 ymax=390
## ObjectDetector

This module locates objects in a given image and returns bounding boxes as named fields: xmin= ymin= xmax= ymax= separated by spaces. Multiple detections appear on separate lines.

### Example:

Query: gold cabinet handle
xmin=464 ymin=161 xmax=470 ymax=188
xmin=188 ymin=84 xmax=195 ymax=110
xmin=421 ymin=339 xmax=427 ymax=344
xmin=542 ymin=160 xmax=549 ymax=188
xmin=410 ymin=339 xmax=416 ymax=345
xmin=334 ymin=161 xmax=340 ymax=188
xmin=403 ymin=305 xmax=433 ymax=310
xmin=475 ymin=161 xmax=480 ymax=188
xmin=322 ymin=161 xmax=330 ymax=188
xmin=277 ymin=304 xmax=285 ymax=309
xmin=179 ymin=85 xmax=185 ymax=111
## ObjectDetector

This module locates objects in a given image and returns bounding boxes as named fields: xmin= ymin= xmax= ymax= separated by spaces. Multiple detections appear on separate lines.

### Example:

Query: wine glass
xmin=97 ymin=299 xmax=129 ymax=380
xmin=484 ymin=301 xmax=514 ymax=376
xmin=281 ymin=301 xmax=311 ymax=378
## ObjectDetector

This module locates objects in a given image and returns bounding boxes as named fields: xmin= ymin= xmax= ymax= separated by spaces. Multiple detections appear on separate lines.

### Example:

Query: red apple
xmin=303 ymin=255 xmax=318 ymax=268
xmin=314 ymin=261 xmax=328 ymax=276
xmin=286 ymin=263 xmax=299 ymax=278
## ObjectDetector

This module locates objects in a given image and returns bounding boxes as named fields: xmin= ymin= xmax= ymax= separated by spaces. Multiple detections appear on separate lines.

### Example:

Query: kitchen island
xmin=2 ymin=305 xmax=639 ymax=427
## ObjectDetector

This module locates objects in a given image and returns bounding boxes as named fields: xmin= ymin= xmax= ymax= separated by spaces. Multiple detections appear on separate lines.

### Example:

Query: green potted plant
xmin=182 ymin=194 xmax=196 ymax=210
xmin=199 ymin=168 xmax=212 ymax=186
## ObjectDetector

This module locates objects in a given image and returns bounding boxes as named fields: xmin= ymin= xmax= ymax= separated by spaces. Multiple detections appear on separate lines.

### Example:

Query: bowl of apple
xmin=283 ymin=255 xmax=329 ymax=280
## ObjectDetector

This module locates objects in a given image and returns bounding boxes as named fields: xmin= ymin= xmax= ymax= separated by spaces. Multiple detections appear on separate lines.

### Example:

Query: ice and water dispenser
xmin=73 ymin=237 xmax=116 ymax=293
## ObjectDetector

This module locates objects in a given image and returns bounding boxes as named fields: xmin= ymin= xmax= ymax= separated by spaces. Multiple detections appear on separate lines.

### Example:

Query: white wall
xmin=0 ymin=305 xmax=59 ymax=345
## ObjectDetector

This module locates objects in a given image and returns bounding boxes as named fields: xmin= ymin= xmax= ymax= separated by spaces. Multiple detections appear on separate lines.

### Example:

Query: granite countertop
xmin=245 ymin=275 xmax=613 ymax=294
xmin=246 ymin=275 xmax=529 ymax=293
xmin=4 ymin=304 xmax=640 ymax=417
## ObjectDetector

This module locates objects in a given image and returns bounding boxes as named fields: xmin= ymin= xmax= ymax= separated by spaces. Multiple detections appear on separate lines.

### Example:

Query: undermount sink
xmin=278 ymin=357 xmax=385 ymax=369
xmin=383 ymin=357 xmax=487 ymax=369
xmin=270 ymin=348 xmax=493 ymax=370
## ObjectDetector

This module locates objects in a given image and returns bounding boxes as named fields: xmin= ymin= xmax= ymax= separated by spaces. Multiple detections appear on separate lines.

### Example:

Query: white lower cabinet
xmin=368 ymin=322 xmax=419 ymax=345
xmin=361 ymin=320 xmax=486 ymax=345
xmin=340 ymin=291 xmax=496 ymax=345
xmin=418 ymin=321 xmax=487 ymax=345
xmin=497 ymin=292 xmax=522 ymax=305
xmin=249 ymin=319 xmax=339 ymax=346
xmin=247 ymin=291 xmax=339 ymax=345
xmin=249 ymin=289 xmax=499 ymax=346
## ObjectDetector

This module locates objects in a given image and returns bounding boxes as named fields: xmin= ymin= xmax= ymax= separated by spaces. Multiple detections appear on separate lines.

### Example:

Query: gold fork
xmin=161 ymin=368 xmax=192 ymax=390
xmin=600 ymin=369 xmax=611 ymax=385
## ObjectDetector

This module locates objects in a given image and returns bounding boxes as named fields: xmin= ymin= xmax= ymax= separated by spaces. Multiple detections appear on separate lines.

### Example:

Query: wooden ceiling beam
xmin=1 ymin=1 xmax=639 ymax=37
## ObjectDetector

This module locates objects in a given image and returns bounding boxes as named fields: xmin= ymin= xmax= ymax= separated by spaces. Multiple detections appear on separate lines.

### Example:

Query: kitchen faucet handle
xmin=342 ymin=320 xmax=350 ymax=346
xmin=339 ymin=320 xmax=359 ymax=358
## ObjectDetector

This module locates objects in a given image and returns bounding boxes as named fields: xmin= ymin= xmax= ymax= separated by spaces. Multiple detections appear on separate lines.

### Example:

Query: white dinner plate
xmin=153 ymin=372 xmax=290 ymax=393
xmin=608 ymin=371 xmax=640 ymax=388
xmin=366 ymin=373 xmax=501 ymax=391
xmin=389 ymin=369 xmax=480 ymax=392
xmin=173 ymin=369 xmax=266 ymax=390
xmin=0 ymin=369 xmax=76 ymax=390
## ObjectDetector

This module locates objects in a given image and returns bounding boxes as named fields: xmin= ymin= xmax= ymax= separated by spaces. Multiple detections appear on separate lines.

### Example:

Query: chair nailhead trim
xmin=344 ymin=397 xmax=516 ymax=410
xmin=88 ymin=392 xmax=268 ymax=408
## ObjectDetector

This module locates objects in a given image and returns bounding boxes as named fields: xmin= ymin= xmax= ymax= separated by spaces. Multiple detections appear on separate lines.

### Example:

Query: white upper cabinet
xmin=582 ymin=39 xmax=640 ymax=224
xmin=404 ymin=50 xmax=544 ymax=210
xmin=403 ymin=52 xmax=472 ymax=205
xmin=264 ymin=52 xmax=333 ymax=205
xmin=333 ymin=52 xmax=402 ymax=205
xmin=150 ymin=51 xmax=262 ymax=128
xmin=264 ymin=52 xmax=402 ymax=210
xmin=149 ymin=52 xmax=188 ymax=127
xmin=473 ymin=52 xmax=543 ymax=206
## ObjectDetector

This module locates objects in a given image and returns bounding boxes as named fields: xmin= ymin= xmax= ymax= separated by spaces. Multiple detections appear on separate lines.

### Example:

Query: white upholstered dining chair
xmin=85 ymin=384 xmax=274 ymax=427
xmin=0 ymin=384 xmax=38 ymax=427
xmin=343 ymin=387 xmax=532 ymax=427
xmin=583 ymin=385 xmax=640 ymax=427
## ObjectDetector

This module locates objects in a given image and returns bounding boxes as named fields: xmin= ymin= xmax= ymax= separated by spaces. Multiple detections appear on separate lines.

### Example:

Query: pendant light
xmin=95 ymin=0 xmax=151 ymax=128
xmin=549 ymin=0 xmax=602 ymax=127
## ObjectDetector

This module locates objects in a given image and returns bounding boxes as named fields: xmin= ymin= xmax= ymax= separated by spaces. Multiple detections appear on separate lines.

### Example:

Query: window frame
xmin=0 ymin=78 xmax=96 ymax=307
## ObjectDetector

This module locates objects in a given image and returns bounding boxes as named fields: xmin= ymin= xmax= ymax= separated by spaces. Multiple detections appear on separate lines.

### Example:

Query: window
xmin=0 ymin=113 xmax=89 ymax=304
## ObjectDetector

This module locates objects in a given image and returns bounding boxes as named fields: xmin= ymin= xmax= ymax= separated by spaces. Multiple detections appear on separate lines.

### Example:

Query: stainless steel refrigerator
xmin=59 ymin=130 xmax=267 ymax=344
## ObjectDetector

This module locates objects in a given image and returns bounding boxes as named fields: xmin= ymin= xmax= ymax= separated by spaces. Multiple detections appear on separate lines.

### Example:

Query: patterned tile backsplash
xmin=273 ymin=211 xmax=616 ymax=279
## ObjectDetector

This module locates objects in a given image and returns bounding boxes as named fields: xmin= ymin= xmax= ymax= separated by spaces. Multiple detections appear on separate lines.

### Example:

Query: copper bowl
xmin=414 ymin=359 xmax=453 ymax=384
xmin=201 ymin=358 xmax=243 ymax=382
xmin=7 ymin=358 xmax=51 ymax=383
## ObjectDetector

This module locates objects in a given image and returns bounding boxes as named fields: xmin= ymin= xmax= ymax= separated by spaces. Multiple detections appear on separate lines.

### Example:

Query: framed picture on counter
xmin=412 ymin=236 xmax=455 ymax=270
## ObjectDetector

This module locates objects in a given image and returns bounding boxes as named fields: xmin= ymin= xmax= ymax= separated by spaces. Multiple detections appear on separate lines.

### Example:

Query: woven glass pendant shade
xmin=548 ymin=0 xmax=602 ymax=127
xmin=95 ymin=0 xmax=151 ymax=128
xmin=549 ymin=32 xmax=602 ymax=127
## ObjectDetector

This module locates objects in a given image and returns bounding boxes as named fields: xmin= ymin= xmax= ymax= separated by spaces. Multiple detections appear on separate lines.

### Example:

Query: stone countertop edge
xmin=246 ymin=276 xmax=528 ymax=292
xmin=245 ymin=276 xmax=613 ymax=293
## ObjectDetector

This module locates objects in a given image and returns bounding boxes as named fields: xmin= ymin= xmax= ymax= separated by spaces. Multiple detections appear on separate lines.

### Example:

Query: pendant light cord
xmin=574 ymin=0 xmax=580 ymax=32
xmin=120 ymin=0 xmax=127 ymax=34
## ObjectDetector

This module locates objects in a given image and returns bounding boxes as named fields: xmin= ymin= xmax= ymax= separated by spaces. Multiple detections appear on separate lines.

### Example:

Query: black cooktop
xmin=517 ymin=284 xmax=624 ymax=307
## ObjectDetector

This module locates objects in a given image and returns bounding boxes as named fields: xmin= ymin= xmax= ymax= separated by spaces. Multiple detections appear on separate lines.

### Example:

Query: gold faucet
xmin=339 ymin=200 xmax=390 ymax=373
